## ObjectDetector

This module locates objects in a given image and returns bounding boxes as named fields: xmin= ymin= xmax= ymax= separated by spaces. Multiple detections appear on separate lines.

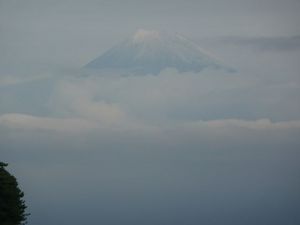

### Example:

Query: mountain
xmin=84 ymin=29 xmax=234 ymax=75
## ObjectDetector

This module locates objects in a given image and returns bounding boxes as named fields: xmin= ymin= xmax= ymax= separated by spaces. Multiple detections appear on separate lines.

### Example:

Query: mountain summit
xmin=84 ymin=29 xmax=233 ymax=75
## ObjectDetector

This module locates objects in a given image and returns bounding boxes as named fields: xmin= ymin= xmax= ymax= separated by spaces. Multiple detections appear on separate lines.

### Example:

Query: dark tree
xmin=0 ymin=162 xmax=29 ymax=225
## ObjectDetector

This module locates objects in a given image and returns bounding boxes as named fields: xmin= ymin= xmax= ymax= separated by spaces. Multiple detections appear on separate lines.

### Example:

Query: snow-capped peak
xmin=84 ymin=30 xmax=234 ymax=75
xmin=133 ymin=29 xmax=161 ymax=43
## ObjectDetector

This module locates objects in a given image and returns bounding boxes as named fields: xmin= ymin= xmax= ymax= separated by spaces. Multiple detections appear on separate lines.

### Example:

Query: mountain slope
xmin=84 ymin=29 xmax=234 ymax=75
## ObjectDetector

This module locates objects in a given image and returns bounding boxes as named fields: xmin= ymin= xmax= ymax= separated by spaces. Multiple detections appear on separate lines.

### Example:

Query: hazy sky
xmin=1 ymin=0 xmax=300 ymax=69
xmin=1 ymin=1 xmax=300 ymax=225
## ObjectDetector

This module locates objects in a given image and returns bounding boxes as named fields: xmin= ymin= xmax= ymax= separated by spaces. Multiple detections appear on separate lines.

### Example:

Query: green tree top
xmin=0 ymin=162 xmax=29 ymax=225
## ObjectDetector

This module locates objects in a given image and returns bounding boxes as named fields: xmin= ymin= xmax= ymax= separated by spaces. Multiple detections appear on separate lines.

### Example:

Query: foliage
xmin=0 ymin=162 xmax=29 ymax=225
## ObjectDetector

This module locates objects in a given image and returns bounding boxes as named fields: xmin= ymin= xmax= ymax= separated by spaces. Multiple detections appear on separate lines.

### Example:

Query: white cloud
xmin=48 ymin=78 xmax=127 ymax=124
xmin=1 ymin=60 xmax=299 ymax=134
xmin=185 ymin=118 xmax=300 ymax=130
xmin=1 ymin=113 xmax=300 ymax=134
xmin=0 ymin=114 xmax=96 ymax=133
xmin=47 ymin=69 xmax=255 ymax=122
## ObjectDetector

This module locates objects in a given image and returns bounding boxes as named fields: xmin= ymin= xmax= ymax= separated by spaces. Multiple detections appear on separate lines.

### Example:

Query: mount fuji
xmin=84 ymin=29 xmax=234 ymax=75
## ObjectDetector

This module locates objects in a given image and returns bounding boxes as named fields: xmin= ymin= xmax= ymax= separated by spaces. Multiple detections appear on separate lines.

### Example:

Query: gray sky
xmin=1 ymin=1 xmax=300 ymax=225
xmin=1 ymin=0 xmax=300 ymax=69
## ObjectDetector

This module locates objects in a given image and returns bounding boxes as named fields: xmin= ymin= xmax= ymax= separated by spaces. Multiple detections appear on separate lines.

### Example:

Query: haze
xmin=1 ymin=0 xmax=300 ymax=225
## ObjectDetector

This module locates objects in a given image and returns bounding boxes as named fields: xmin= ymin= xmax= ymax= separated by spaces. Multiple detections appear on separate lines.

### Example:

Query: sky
xmin=1 ymin=0 xmax=300 ymax=225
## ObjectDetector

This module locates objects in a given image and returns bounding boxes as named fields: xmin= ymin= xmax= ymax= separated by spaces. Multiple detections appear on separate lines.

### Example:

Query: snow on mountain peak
xmin=84 ymin=30 xmax=235 ymax=75
xmin=133 ymin=29 xmax=161 ymax=43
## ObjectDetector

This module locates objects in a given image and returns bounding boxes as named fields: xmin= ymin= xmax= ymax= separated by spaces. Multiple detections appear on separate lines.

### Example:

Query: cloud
xmin=0 ymin=114 xmax=95 ymax=133
xmin=0 ymin=74 xmax=50 ymax=86
xmin=185 ymin=118 xmax=300 ymax=130
xmin=51 ymin=68 xmax=300 ymax=122
xmin=207 ymin=36 xmax=300 ymax=52
xmin=1 ymin=67 xmax=298 ymax=134
xmin=1 ymin=112 xmax=300 ymax=134
xmin=1 ymin=65 xmax=298 ymax=131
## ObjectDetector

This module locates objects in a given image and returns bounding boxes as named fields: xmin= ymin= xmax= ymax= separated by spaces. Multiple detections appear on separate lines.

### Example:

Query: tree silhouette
xmin=0 ymin=162 xmax=29 ymax=225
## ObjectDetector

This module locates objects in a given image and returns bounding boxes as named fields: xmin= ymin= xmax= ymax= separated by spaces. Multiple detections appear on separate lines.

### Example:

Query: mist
xmin=1 ymin=0 xmax=300 ymax=225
